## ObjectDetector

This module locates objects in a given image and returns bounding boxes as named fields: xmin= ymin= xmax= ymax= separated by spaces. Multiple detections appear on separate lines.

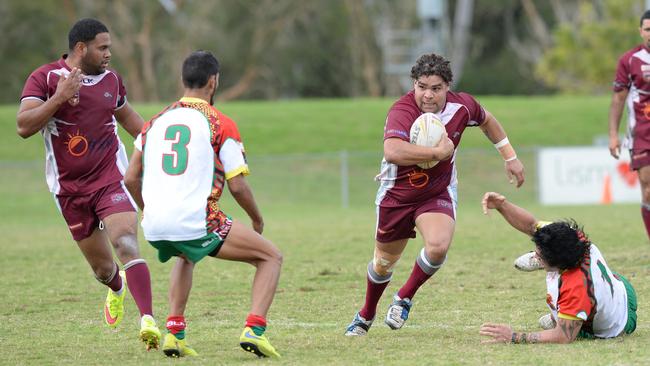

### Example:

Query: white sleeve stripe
xmin=115 ymin=95 xmax=127 ymax=110
xmin=21 ymin=96 xmax=46 ymax=102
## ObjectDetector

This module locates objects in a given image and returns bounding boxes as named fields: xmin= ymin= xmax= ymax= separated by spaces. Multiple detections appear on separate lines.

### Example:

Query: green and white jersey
xmin=136 ymin=97 xmax=248 ymax=241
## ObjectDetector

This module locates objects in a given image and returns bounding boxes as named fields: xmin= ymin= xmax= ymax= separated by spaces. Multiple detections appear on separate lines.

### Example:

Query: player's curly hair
xmin=532 ymin=219 xmax=591 ymax=270
xmin=410 ymin=54 xmax=453 ymax=84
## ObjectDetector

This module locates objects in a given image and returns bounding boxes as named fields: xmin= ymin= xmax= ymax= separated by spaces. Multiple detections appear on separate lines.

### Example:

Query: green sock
xmin=251 ymin=326 xmax=266 ymax=336
xmin=170 ymin=330 xmax=185 ymax=340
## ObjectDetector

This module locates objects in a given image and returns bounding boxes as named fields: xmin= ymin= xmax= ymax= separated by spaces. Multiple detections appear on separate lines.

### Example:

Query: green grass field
xmin=1 ymin=96 xmax=648 ymax=365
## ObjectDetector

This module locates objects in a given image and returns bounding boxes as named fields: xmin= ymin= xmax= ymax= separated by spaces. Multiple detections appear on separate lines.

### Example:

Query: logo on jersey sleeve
xmin=64 ymin=130 xmax=89 ymax=157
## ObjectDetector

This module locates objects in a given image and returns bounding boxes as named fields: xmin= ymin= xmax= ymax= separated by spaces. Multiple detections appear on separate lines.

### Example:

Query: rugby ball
xmin=409 ymin=113 xmax=445 ymax=169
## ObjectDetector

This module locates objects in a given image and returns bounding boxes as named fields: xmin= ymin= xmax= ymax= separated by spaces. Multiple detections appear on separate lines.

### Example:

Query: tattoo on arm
xmin=511 ymin=332 xmax=541 ymax=344
xmin=558 ymin=319 xmax=582 ymax=341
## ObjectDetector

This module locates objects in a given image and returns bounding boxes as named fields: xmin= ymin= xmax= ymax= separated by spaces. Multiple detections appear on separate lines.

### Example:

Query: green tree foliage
xmin=0 ymin=0 xmax=384 ymax=103
xmin=4 ymin=0 xmax=643 ymax=102
xmin=0 ymin=2 xmax=70 ymax=102
xmin=536 ymin=0 xmax=643 ymax=93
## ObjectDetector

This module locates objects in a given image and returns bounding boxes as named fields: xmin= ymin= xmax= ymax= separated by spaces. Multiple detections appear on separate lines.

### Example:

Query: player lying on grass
xmin=478 ymin=192 xmax=637 ymax=344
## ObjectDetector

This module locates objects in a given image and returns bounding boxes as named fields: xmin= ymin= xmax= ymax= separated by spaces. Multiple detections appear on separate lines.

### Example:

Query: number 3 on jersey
xmin=162 ymin=124 xmax=191 ymax=175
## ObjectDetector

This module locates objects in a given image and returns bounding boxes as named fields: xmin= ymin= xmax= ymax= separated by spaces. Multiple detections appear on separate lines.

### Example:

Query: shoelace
xmin=108 ymin=294 xmax=121 ymax=313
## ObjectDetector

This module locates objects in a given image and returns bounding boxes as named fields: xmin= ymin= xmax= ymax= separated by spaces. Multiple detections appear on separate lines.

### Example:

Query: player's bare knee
xmin=417 ymin=248 xmax=446 ymax=275
xmin=247 ymin=246 xmax=282 ymax=270
xmin=258 ymin=238 xmax=282 ymax=265
xmin=94 ymin=262 xmax=118 ymax=285
xmin=112 ymin=234 xmax=139 ymax=258
xmin=423 ymin=242 xmax=449 ymax=263
xmin=273 ymin=248 xmax=283 ymax=266
xmin=264 ymin=246 xmax=283 ymax=268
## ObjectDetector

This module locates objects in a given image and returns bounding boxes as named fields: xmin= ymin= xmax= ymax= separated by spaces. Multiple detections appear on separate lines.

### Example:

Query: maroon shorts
xmin=630 ymin=149 xmax=650 ymax=170
xmin=375 ymin=190 xmax=456 ymax=243
xmin=56 ymin=181 xmax=136 ymax=241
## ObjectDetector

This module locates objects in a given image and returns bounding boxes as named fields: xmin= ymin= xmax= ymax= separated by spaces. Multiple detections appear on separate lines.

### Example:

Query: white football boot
xmin=538 ymin=313 xmax=556 ymax=330
xmin=514 ymin=251 xmax=544 ymax=271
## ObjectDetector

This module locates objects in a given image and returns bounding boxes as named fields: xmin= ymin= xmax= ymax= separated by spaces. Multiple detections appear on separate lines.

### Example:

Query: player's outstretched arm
xmin=115 ymin=101 xmax=145 ymax=138
xmin=226 ymin=174 xmax=264 ymax=234
xmin=479 ymin=111 xmax=525 ymax=188
xmin=17 ymin=68 xmax=83 ymax=138
xmin=480 ymin=318 xmax=582 ymax=344
xmin=124 ymin=148 xmax=145 ymax=210
xmin=481 ymin=192 xmax=537 ymax=236
xmin=608 ymin=89 xmax=628 ymax=159
xmin=384 ymin=136 xmax=453 ymax=166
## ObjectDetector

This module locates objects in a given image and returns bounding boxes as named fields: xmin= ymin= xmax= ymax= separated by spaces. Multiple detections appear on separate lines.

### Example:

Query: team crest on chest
xmin=642 ymin=64 xmax=650 ymax=82
xmin=643 ymin=103 xmax=650 ymax=119
xmin=68 ymin=92 xmax=80 ymax=107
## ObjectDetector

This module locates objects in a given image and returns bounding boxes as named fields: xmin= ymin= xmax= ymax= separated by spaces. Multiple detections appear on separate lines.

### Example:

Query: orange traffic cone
xmin=601 ymin=173 xmax=612 ymax=204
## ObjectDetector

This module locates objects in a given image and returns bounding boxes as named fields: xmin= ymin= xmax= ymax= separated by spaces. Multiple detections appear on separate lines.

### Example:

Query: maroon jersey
xmin=613 ymin=45 xmax=650 ymax=150
xmin=375 ymin=90 xmax=486 ymax=206
xmin=20 ymin=55 xmax=129 ymax=195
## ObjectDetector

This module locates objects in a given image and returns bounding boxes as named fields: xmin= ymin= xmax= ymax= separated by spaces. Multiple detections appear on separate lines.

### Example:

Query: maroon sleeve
xmin=459 ymin=92 xmax=486 ymax=126
xmin=383 ymin=107 xmax=414 ymax=141
xmin=20 ymin=68 xmax=48 ymax=102
xmin=115 ymin=72 xmax=127 ymax=109
xmin=613 ymin=53 xmax=631 ymax=92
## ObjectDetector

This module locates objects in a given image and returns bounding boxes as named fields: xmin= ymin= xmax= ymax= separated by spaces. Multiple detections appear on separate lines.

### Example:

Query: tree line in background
xmin=0 ymin=0 xmax=645 ymax=103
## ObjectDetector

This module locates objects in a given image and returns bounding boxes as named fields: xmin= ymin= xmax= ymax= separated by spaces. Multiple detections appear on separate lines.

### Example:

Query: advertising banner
xmin=537 ymin=147 xmax=640 ymax=205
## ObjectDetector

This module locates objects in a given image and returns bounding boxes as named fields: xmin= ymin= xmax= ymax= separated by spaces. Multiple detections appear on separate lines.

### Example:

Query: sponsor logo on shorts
xmin=68 ymin=222 xmax=83 ymax=230
xmin=377 ymin=228 xmax=395 ymax=235
xmin=111 ymin=193 xmax=128 ymax=203
xmin=104 ymin=92 xmax=113 ymax=98
xmin=200 ymin=239 xmax=213 ymax=247
xmin=436 ymin=199 xmax=452 ymax=209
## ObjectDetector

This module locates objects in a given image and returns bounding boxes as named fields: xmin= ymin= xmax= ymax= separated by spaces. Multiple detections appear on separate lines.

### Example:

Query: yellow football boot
xmin=162 ymin=333 xmax=198 ymax=357
xmin=103 ymin=271 xmax=126 ymax=328
xmin=139 ymin=314 xmax=162 ymax=350
xmin=239 ymin=327 xmax=281 ymax=358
